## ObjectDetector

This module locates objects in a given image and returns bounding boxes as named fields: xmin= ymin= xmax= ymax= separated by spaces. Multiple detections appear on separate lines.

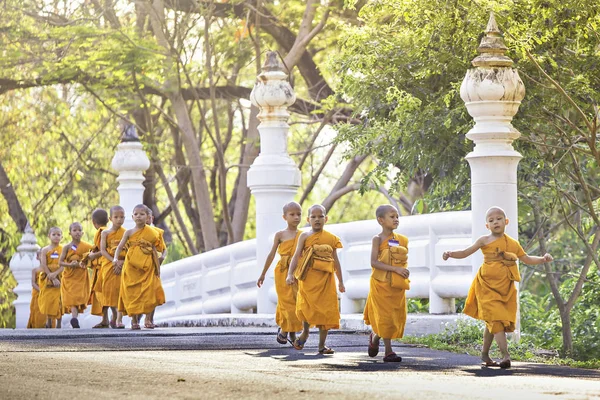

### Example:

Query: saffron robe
xmin=364 ymin=233 xmax=408 ymax=339
xmin=274 ymin=232 xmax=303 ymax=332
xmin=86 ymin=226 xmax=106 ymax=316
xmin=27 ymin=272 xmax=47 ymax=329
xmin=61 ymin=241 xmax=93 ymax=313
xmin=463 ymin=234 xmax=525 ymax=334
xmin=118 ymin=226 xmax=165 ymax=315
xmin=38 ymin=246 xmax=63 ymax=318
xmin=99 ymin=226 xmax=126 ymax=307
xmin=295 ymin=230 xmax=342 ymax=330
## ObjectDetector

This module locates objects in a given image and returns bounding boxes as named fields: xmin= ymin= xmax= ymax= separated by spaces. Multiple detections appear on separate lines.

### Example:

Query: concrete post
xmin=248 ymin=52 xmax=301 ymax=313
xmin=460 ymin=13 xmax=525 ymax=338
xmin=111 ymin=123 xmax=151 ymax=228
xmin=9 ymin=224 xmax=41 ymax=328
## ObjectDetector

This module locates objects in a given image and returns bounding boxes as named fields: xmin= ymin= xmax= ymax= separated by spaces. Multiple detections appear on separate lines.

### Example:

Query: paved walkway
xmin=1 ymin=328 xmax=599 ymax=399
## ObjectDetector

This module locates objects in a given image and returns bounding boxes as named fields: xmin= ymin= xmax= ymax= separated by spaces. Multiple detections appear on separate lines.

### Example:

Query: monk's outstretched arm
xmin=286 ymin=233 xmax=308 ymax=284
xmin=443 ymin=237 xmax=485 ymax=260
xmin=519 ymin=253 xmax=553 ymax=265
xmin=257 ymin=232 xmax=281 ymax=287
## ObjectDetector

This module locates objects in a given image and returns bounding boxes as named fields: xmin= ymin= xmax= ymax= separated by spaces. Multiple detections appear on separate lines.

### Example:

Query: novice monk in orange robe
xmin=287 ymin=204 xmax=345 ymax=354
xmin=27 ymin=263 xmax=47 ymax=329
xmin=59 ymin=222 xmax=93 ymax=329
xmin=99 ymin=206 xmax=127 ymax=328
xmin=114 ymin=204 xmax=165 ymax=330
xmin=257 ymin=201 xmax=303 ymax=345
xmin=38 ymin=227 xmax=63 ymax=329
xmin=443 ymin=206 xmax=553 ymax=368
xmin=85 ymin=209 xmax=109 ymax=327
xmin=364 ymin=205 xmax=409 ymax=363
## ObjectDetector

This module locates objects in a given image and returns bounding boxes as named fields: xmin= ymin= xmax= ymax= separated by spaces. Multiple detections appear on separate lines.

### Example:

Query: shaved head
xmin=48 ymin=227 xmax=62 ymax=235
xmin=92 ymin=208 xmax=109 ymax=225
xmin=308 ymin=204 xmax=326 ymax=215
xmin=485 ymin=206 xmax=506 ymax=219
xmin=69 ymin=222 xmax=83 ymax=231
xmin=133 ymin=204 xmax=148 ymax=213
xmin=376 ymin=204 xmax=398 ymax=219
xmin=282 ymin=201 xmax=302 ymax=214
xmin=110 ymin=205 xmax=125 ymax=216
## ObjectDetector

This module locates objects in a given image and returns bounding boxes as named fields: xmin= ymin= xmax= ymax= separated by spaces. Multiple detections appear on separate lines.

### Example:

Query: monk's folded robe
xmin=27 ymin=272 xmax=47 ymax=329
xmin=463 ymin=234 xmax=525 ymax=334
xmin=61 ymin=241 xmax=93 ymax=313
xmin=99 ymin=226 xmax=126 ymax=308
xmin=87 ymin=226 xmax=106 ymax=316
xmin=118 ymin=226 xmax=165 ymax=316
xmin=38 ymin=246 xmax=63 ymax=319
xmin=364 ymin=233 xmax=409 ymax=339
xmin=274 ymin=232 xmax=302 ymax=333
xmin=295 ymin=230 xmax=342 ymax=330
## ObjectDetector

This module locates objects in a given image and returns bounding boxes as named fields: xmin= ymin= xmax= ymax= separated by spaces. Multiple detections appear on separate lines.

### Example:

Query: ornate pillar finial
xmin=10 ymin=223 xmax=41 ymax=328
xmin=472 ymin=12 xmax=513 ymax=68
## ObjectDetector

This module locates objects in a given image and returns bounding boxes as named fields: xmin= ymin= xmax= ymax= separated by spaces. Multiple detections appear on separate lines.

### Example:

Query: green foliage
xmin=0 ymin=266 xmax=16 ymax=328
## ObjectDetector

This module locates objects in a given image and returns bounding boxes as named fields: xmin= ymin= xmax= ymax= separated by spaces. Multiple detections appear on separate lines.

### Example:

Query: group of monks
xmin=27 ymin=205 xmax=167 ymax=330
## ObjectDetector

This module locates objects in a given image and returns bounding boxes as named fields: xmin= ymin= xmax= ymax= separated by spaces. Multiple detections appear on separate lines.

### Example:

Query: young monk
xmin=85 ymin=209 xmax=110 ymax=328
xmin=114 ymin=204 xmax=165 ymax=330
xmin=257 ymin=201 xmax=303 ymax=345
xmin=364 ymin=204 xmax=409 ymax=362
xmin=59 ymin=222 xmax=93 ymax=329
xmin=443 ymin=206 xmax=553 ymax=368
xmin=99 ymin=206 xmax=127 ymax=329
xmin=27 ymin=250 xmax=46 ymax=329
xmin=286 ymin=204 xmax=345 ymax=354
xmin=141 ymin=206 xmax=167 ymax=329
xmin=38 ymin=227 xmax=63 ymax=329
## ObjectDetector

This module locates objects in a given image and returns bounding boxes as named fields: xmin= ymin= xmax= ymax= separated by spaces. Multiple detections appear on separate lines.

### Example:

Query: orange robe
xmin=275 ymin=232 xmax=303 ymax=332
xmin=38 ymin=246 xmax=63 ymax=318
xmin=118 ymin=226 xmax=165 ymax=315
xmin=87 ymin=226 xmax=106 ymax=316
xmin=295 ymin=230 xmax=342 ymax=330
xmin=27 ymin=272 xmax=47 ymax=329
xmin=364 ymin=233 xmax=408 ymax=339
xmin=61 ymin=241 xmax=93 ymax=313
xmin=463 ymin=234 xmax=525 ymax=334
xmin=150 ymin=226 xmax=167 ymax=306
xmin=99 ymin=227 xmax=126 ymax=307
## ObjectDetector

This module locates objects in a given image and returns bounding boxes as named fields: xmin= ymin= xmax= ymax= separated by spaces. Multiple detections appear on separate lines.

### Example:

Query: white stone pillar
xmin=111 ymin=123 xmax=151 ymax=229
xmin=248 ymin=52 xmax=301 ymax=313
xmin=9 ymin=224 xmax=40 ymax=328
xmin=460 ymin=13 xmax=525 ymax=338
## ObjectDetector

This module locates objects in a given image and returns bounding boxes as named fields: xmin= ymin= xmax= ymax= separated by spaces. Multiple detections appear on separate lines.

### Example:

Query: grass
xmin=401 ymin=320 xmax=600 ymax=369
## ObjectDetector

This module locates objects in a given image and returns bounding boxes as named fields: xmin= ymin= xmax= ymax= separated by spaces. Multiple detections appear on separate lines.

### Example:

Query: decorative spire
xmin=261 ymin=51 xmax=282 ymax=73
xmin=472 ymin=12 xmax=513 ymax=68
xmin=16 ymin=222 xmax=39 ymax=253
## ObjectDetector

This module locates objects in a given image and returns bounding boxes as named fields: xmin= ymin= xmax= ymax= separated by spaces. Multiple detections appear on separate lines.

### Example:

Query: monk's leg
xmin=109 ymin=307 xmax=117 ymax=325
xmin=382 ymin=338 xmax=394 ymax=356
xmin=481 ymin=327 xmax=495 ymax=363
xmin=71 ymin=306 xmax=79 ymax=320
xmin=45 ymin=317 xmax=52 ymax=329
xmin=318 ymin=327 xmax=329 ymax=351
xmin=289 ymin=331 xmax=297 ymax=341
xmin=494 ymin=331 xmax=510 ymax=362
xmin=102 ymin=307 xmax=109 ymax=324
xmin=56 ymin=318 xmax=61 ymax=329
xmin=116 ymin=311 xmax=123 ymax=325
xmin=298 ymin=321 xmax=310 ymax=343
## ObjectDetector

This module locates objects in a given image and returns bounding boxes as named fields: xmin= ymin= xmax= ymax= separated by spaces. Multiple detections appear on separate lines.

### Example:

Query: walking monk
xmin=27 ymin=251 xmax=46 ymax=329
xmin=286 ymin=204 xmax=345 ymax=354
xmin=84 ymin=209 xmax=110 ymax=328
xmin=364 ymin=205 xmax=408 ymax=362
xmin=38 ymin=227 xmax=63 ymax=329
xmin=142 ymin=206 xmax=167 ymax=329
xmin=443 ymin=206 xmax=553 ymax=368
xmin=59 ymin=222 xmax=93 ymax=328
xmin=114 ymin=204 xmax=165 ymax=330
xmin=99 ymin=206 xmax=127 ymax=328
xmin=257 ymin=201 xmax=303 ymax=345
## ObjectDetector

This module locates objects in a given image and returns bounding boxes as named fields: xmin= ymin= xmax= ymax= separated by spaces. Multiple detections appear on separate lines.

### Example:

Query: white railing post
xmin=460 ymin=13 xmax=525 ymax=339
xmin=248 ymin=52 xmax=301 ymax=313
xmin=9 ymin=224 xmax=40 ymax=328
xmin=111 ymin=123 xmax=151 ymax=228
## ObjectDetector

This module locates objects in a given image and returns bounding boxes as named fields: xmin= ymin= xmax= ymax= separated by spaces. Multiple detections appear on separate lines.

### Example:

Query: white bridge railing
xmin=154 ymin=210 xmax=473 ymax=324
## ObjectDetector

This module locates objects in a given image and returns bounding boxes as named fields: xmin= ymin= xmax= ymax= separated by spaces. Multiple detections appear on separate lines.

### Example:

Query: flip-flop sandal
xmin=481 ymin=360 xmax=500 ymax=367
xmin=109 ymin=321 xmax=117 ymax=329
xmin=383 ymin=352 xmax=402 ymax=362
xmin=318 ymin=347 xmax=335 ymax=355
xmin=70 ymin=318 xmax=80 ymax=329
xmin=276 ymin=328 xmax=287 ymax=344
xmin=131 ymin=323 xmax=141 ymax=330
xmin=92 ymin=323 xmax=109 ymax=329
xmin=115 ymin=323 xmax=125 ymax=329
xmin=144 ymin=323 xmax=155 ymax=330
xmin=293 ymin=338 xmax=306 ymax=350
xmin=368 ymin=332 xmax=379 ymax=357
xmin=499 ymin=359 xmax=511 ymax=369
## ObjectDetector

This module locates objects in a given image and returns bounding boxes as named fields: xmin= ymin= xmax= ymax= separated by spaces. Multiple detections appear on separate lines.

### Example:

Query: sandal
xmin=368 ymin=332 xmax=379 ymax=357
xmin=144 ymin=322 xmax=155 ymax=330
xmin=276 ymin=328 xmax=287 ymax=344
xmin=318 ymin=347 xmax=335 ymax=355
xmin=131 ymin=323 xmax=141 ymax=330
xmin=109 ymin=321 xmax=117 ymax=329
xmin=115 ymin=323 xmax=125 ymax=329
xmin=70 ymin=318 xmax=80 ymax=329
xmin=293 ymin=337 xmax=306 ymax=350
xmin=92 ymin=322 xmax=109 ymax=329
xmin=481 ymin=360 xmax=500 ymax=367
xmin=383 ymin=352 xmax=402 ymax=362
xmin=499 ymin=359 xmax=511 ymax=369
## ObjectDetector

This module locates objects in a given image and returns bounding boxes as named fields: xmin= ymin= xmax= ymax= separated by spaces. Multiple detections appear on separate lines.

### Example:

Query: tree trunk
xmin=559 ymin=309 xmax=573 ymax=357
xmin=0 ymin=161 xmax=28 ymax=232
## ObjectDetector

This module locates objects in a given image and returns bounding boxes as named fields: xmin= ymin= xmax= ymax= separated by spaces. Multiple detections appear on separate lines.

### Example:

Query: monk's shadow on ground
xmin=246 ymin=348 xmax=346 ymax=362
xmin=463 ymin=363 xmax=600 ymax=379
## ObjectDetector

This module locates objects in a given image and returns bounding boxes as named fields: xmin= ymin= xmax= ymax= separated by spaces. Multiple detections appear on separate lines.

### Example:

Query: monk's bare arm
xmin=58 ymin=246 xmax=71 ymax=268
xmin=519 ymin=253 xmax=553 ymax=265
xmin=31 ymin=268 xmax=40 ymax=291
xmin=286 ymin=232 xmax=308 ymax=284
xmin=333 ymin=249 xmax=345 ymax=293
xmin=257 ymin=232 xmax=281 ymax=287
xmin=370 ymin=236 xmax=398 ymax=272
xmin=40 ymin=248 xmax=51 ymax=276
xmin=113 ymin=230 xmax=131 ymax=263
xmin=443 ymin=236 xmax=485 ymax=260
xmin=99 ymin=231 xmax=112 ymax=261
